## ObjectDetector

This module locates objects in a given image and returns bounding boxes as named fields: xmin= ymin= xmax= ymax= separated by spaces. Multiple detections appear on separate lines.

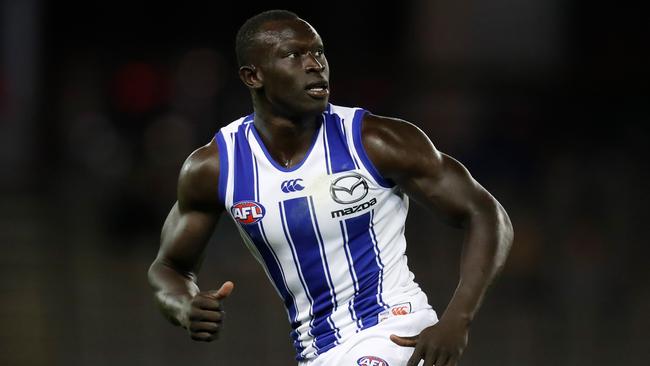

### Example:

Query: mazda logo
xmin=330 ymin=173 xmax=369 ymax=204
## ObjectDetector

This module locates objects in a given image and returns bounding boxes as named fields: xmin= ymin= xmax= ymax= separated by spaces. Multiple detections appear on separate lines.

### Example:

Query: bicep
xmin=361 ymin=115 xmax=495 ymax=227
xmin=154 ymin=140 xmax=224 ymax=274
xmin=156 ymin=202 xmax=222 ymax=274
xmin=398 ymin=152 xmax=495 ymax=227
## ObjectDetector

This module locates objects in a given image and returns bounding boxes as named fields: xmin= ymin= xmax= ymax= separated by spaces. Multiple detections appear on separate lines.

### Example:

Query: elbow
xmin=495 ymin=202 xmax=514 ymax=270
xmin=475 ymin=196 xmax=514 ymax=264
xmin=498 ymin=203 xmax=514 ymax=247
xmin=465 ymin=195 xmax=514 ymax=277
xmin=481 ymin=195 xmax=514 ymax=247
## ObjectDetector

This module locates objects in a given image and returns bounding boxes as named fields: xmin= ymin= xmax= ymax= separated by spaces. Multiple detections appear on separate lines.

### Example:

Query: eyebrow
xmin=276 ymin=39 xmax=324 ymax=51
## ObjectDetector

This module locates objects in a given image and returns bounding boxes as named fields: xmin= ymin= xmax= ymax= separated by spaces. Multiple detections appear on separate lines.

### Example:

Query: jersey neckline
xmin=249 ymin=115 xmax=324 ymax=173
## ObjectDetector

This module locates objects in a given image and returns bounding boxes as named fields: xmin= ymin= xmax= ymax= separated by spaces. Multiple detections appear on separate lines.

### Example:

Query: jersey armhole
xmin=215 ymin=130 xmax=229 ymax=206
xmin=351 ymin=109 xmax=395 ymax=188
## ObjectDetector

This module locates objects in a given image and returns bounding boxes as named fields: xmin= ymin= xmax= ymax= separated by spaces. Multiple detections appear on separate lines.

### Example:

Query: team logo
xmin=357 ymin=356 xmax=389 ymax=366
xmin=281 ymin=179 xmax=305 ymax=193
xmin=330 ymin=173 xmax=368 ymax=204
xmin=231 ymin=201 xmax=266 ymax=225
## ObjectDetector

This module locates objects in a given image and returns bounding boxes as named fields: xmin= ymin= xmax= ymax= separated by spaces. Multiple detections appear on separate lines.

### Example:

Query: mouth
xmin=305 ymin=81 xmax=329 ymax=99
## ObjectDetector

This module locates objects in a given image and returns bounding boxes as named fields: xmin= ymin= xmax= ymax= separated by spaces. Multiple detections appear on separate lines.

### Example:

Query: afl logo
xmin=231 ymin=201 xmax=266 ymax=225
xmin=330 ymin=173 xmax=369 ymax=204
xmin=357 ymin=356 xmax=389 ymax=366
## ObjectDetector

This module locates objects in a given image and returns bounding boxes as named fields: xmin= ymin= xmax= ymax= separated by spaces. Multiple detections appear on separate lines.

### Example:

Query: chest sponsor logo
xmin=281 ymin=178 xmax=305 ymax=193
xmin=231 ymin=201 xmax=265 ymax=225
xmin=357 ymin=356 xmax=389 ymax=366
xmin=330 ymin=197 xmax=377 ymax=218
xmin=378 ymin=302 xmax=412 ymax=323
xmin=330 ymin=173 xmax=368 ymax=204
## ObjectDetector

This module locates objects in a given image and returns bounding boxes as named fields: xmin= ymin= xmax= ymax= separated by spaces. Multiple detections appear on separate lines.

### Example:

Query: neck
xmin=253 ymin=109 xmax=322 ymax=168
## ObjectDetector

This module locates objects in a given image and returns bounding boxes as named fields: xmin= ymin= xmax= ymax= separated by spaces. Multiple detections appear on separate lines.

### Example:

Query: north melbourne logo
xmin=330 ymin=173 xmax=369 ymax=204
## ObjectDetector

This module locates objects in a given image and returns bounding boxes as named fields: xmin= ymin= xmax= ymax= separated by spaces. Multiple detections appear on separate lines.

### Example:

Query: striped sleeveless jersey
xmin=215 ymin=104 xmax=431 ymax=361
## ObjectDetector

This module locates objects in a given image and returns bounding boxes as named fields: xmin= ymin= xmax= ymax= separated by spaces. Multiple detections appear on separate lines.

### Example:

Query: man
xmin=148 ymin=9 xmax=513 ymax=366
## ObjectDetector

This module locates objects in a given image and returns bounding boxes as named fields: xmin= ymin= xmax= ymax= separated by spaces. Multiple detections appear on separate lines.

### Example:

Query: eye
xmin=314 ymin=49 xmax=324 ymax=57
xmin=286 ymin=52 xmax=299 ymax=59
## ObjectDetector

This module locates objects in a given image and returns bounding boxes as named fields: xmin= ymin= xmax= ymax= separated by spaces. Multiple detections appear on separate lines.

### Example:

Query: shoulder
xmin=360 ymin=113 xmax=443 ymax=181
xmin=178 ymin=139 xmax=221 ymax=210
xmin=360 ymin=113 xmax=434 ymax=148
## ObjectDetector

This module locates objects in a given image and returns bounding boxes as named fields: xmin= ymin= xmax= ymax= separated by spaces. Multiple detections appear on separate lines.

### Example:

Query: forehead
xmin=255 ymin=18 xmax=322 ymax=49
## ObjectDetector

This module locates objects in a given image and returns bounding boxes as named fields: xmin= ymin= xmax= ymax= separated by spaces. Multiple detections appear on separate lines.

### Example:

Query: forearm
xmin=148 ymin=259 xmax=200 ymax=326
xmin=442 ymin=201 xmax=513 ymax=324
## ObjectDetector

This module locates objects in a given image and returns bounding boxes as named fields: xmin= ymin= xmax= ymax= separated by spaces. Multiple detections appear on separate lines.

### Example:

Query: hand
xmin=180 ymin=281 xmax=234 ymax=342
xmin=390 ymin=317 xmax=469 ymax=366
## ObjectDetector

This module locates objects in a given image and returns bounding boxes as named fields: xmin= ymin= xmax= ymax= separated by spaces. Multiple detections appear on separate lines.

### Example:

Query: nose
xmin=304 ymin=52 xmax=324 ymax=72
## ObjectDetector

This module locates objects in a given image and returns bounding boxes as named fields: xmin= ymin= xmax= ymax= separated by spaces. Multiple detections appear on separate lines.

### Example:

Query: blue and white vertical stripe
xmin=215 ymin=104 xmax=426 ymax=361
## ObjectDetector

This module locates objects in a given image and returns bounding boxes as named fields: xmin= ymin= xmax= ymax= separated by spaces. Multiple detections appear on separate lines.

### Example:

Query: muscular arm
xmin=362 ymin=113 xmax=513 ymax=365
xmin=148 ymin=140 xmax=233 ymax=339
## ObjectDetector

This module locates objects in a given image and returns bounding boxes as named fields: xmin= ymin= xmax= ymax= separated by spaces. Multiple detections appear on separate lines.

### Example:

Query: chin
xmin=304 ymin=98 xmax=329 ymax=115
xmin=274 ymin=95 xmax=329 ymax=118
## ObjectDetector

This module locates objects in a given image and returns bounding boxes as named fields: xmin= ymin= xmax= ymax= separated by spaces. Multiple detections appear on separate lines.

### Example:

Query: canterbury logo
xmin=330 ymin=173 xmax=369 ymax=204
xmin=281 ymin=179 xmax=305 ymax=193
xmin=378 ymin=302 xmax=412 ymax=323
xmin=391 ymin=306 xmax=410 ymax=316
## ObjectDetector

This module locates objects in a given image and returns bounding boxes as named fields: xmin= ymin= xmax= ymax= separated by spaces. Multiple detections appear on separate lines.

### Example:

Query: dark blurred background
xmin=1 ymin=0 xmax=648 ymax=365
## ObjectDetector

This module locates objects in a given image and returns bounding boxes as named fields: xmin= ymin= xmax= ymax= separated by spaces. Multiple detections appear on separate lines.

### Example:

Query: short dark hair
xmin=235 ymin=9 xmax=299 ymax=67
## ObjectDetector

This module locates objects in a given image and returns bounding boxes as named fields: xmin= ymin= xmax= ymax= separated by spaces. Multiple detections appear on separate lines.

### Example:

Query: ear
xmin=239 ymin=65 xmax=263 ymax=89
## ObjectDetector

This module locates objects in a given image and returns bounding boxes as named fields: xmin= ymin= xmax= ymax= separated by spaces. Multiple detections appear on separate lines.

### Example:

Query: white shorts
xmin=298 ymin=307 xmax=438 ymax=366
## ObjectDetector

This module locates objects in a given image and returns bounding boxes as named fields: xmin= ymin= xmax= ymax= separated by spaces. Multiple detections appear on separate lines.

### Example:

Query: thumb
xmin=211 ymin=281 xmax=234 ymax=300
xmin=390 ymin=334 xmax=418 ymax=347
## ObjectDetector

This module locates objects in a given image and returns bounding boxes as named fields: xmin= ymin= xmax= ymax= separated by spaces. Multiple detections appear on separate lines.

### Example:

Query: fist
xmin=181 ymin=281 xmax=234 ymax=342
